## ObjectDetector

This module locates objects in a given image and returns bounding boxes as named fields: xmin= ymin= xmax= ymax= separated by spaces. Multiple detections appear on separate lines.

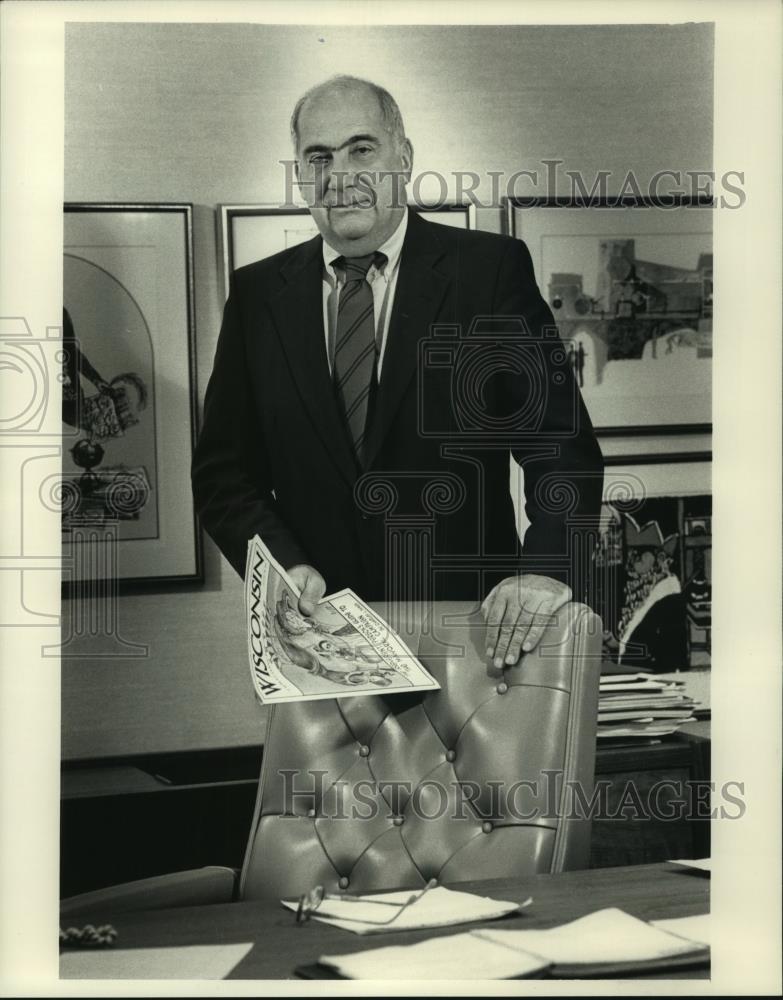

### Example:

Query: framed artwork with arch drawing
xmin=62 ymin=203 xmax=201 ymax=587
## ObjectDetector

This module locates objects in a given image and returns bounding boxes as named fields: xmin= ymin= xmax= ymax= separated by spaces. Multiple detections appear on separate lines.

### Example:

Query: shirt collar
xmin=322 ymin=208 xmax=408 ymax=283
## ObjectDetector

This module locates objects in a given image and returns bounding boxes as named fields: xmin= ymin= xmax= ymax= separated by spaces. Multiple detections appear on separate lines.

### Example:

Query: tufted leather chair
xmin=240 ymin=600 xmax=601 ymax=899
xmin=61 ymin=600 xmax=600 ymax=916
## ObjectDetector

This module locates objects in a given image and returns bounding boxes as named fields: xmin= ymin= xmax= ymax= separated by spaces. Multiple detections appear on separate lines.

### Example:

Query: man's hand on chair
xmin=288 ymin=564 xmax=327 ymax=615
xmin=481 ymin=575 xmax=571 ymax=667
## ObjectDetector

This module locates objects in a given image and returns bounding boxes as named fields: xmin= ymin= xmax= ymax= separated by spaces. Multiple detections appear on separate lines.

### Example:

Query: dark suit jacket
xmin=192 ymin=210 xmax=604 ymax=603
xmin=620 ymin=592 xmax=689 ymax=673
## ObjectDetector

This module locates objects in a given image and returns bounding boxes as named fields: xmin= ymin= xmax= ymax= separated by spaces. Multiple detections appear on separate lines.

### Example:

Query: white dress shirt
xmin=322 ymin=208 xmax=408 ymax=379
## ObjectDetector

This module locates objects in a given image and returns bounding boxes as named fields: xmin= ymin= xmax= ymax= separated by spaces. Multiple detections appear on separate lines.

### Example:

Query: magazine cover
xmin=245 ymin=535 xmax=440 ymax=703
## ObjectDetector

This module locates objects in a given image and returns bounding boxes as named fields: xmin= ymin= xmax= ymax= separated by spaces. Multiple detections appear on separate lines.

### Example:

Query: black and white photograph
xmin=0 ymin=1 xmax=780 ymax=994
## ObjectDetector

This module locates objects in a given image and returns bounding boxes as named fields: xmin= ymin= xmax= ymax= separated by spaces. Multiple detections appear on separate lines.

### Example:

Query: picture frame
xmin=504 ymin=196 xmax=713 ymax=441
xmin=219 ymin=202 xmax=476 ymax=298
xmin=592 ymin=490 xmax=712 ymax=670
xmin=62 ymin=203 xmax=202 ymax=587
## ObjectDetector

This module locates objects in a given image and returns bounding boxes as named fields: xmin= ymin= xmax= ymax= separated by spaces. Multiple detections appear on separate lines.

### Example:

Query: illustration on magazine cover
xmin=245 ymin=535 xmax=440 ymax=704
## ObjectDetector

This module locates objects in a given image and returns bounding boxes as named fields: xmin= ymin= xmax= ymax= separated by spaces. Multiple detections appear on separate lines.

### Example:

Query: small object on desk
xmin=314 ymin=907 xmax=710 ymax=980
xmin=59 ymin=923 xmax=118 ymax=948
xmin=281 ymin=885 xmax=528 ymax=935
xmin=669 ymin=857 xmax=711 ymax=873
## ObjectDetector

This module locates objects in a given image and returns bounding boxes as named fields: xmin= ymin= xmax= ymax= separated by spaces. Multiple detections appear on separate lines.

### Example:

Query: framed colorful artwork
xmin=219 ymin=202 xmax=476 ymax=297
xmin=505 ymin=196 xmax=713 ymax=441
xmin=62 ymin=203 xmax=202 ymax=586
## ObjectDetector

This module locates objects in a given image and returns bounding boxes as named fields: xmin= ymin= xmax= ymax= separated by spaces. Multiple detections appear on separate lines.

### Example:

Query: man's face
xmin=295 ymin=84 xmax=412 ymax=255
xmin=627 ymin=548 xmax=656 ymax=579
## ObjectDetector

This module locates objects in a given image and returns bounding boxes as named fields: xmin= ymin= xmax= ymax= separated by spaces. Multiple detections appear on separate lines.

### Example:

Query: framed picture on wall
xmin=219 ymin=202 xmax=476 ymax=297
xmin=504 ymin=196 xmax=713 ymax=443
xmin=591 ymin=487 xmax=712 ymax=672
xmin=62 ymin=203 xmax=202 ymax=586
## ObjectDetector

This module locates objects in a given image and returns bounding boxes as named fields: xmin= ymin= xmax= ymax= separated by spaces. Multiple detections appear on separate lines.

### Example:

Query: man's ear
xmin=400 ymin=138 xmax=414 ymax=182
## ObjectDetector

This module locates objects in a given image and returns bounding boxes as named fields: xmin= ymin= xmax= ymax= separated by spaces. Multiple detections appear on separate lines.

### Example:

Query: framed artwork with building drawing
xmin=62 ymin=203 xmax=201 ymax=586
xmin=505 ymin=196 xmax=713 ymax=441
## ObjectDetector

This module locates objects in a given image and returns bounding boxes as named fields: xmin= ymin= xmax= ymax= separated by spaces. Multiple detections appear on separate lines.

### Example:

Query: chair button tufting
xmin=359 ymin=744 xmax=370 ymax=758
xmin=496 ymin=681 xmax=509 ymax=695
xmin=482 ymin=820 xmax=493 ymax=834
xmin=393 ymin=815 xmax=404 ymax=827
xmin=445 ymin=749 xmax=456 ymax=762
xmin=338 ymin=876 xmax=350 ymax=890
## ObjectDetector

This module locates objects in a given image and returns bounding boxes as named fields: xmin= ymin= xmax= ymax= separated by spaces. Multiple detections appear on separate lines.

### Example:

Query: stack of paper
xmin=315 ymin=907 xmax=710 ymax=979
xmin=597 ymin=672 xmax=698 ymax=738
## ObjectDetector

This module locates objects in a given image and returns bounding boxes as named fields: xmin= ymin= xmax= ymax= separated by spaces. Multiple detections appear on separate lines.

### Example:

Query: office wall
xmin=62 ymin=21 xmax=714 ymax=759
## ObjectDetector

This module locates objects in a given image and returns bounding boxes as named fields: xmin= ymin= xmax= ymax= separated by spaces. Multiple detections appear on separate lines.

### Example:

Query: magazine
xmin=244 ymin=535 xmax=440 ymax=703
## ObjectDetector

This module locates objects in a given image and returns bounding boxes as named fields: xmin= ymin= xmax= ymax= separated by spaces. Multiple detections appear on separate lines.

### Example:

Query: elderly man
xmin=192 ymin=75 xmax=604 ymax=666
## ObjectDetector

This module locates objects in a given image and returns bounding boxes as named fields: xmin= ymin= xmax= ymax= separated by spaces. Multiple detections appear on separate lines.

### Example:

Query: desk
xmin=61 ymin=862 xmax=709 ymax=980
xmin=591 ymin=724 xmax=711 ymax=867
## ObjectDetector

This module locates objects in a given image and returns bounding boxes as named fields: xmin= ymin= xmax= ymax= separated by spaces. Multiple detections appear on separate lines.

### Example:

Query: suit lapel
xmin=364 ymin=213 xmax=450 ymax=469
xmin=267 ymin=237 xmax=358 ymax=487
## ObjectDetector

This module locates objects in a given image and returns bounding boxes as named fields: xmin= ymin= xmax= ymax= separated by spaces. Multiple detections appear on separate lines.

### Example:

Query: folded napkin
xmin=282 ymin=886 xmax=528 ymax=935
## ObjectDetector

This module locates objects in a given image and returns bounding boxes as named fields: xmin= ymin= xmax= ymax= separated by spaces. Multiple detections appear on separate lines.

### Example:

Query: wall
xmin=62 ymin=21 xmax=714 ymax=759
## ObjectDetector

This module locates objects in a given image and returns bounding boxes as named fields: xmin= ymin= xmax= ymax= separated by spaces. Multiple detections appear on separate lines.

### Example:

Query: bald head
xmin=290 ymin=75 xmax=406 ymax=155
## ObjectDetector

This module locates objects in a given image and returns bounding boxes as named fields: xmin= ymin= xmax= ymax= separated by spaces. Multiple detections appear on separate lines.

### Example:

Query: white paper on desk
xmin=281 ymin=886 xmax=527 ymax=935
xmin=651 ymin=914 xmax=711 ymax=947
xmin=600 ymin=672 xmax=655 ymax=683
xmin=59 ymin=942 xmax=253 ymax=980
xmin=320 ymin=930 xmax=548 ymax=980
xmin=474 ymin=907 xmax=705 ymax=965
xmin=598 ymin=681 xmax=682 ymax=692
xmin=597 ymin=721 xmax=695 ymax=737
xmin=669 ymin=857 xmax=712 ymax=873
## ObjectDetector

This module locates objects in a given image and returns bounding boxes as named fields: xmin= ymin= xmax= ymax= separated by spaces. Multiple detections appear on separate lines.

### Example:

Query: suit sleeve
xmin=191 ymin=288 xmax=311 ymax=577
xmin=492 ymin=238 xmax=605 ymax=602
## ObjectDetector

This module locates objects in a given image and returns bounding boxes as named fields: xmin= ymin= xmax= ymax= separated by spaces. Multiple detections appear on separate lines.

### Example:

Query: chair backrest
xmin=239 ymin=601 xmax=601 ymax=900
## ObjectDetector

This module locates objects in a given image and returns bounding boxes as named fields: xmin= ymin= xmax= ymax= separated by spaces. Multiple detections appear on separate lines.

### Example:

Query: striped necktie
xmin=333 ymin=251 xmax=387 ymax=465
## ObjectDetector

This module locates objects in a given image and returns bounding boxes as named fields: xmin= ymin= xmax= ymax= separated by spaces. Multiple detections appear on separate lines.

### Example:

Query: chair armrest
xmin=60 ymin=865 xmax=238 ymax=919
